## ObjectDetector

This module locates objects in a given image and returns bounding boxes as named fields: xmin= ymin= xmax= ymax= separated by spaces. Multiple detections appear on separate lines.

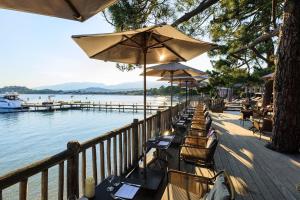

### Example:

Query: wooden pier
xmin=21 ymin=102 xmax=171 ymax=112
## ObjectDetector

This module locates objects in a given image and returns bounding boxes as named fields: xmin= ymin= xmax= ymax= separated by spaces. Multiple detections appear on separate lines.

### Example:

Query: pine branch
xmin=250 ymin=47 xmax=270 ymax=64
xmin=171 ymin=0 xmax=220 ymax=27
xmin=231 ymin=28 xmax=279 ymax=54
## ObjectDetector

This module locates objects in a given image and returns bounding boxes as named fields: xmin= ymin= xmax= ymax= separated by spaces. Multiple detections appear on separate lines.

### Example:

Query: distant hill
xmin=35 ymin=82 xmax=106 ymax=91
xmin=0 ymin=85 xmax=183 ymax=96
xmin=0 ymin=86 xmax=62 ymax=94
xmin=35 ymin=81 xmax=168 ymax=91
xmin=78 ymin=87 xmax=111 ymax=93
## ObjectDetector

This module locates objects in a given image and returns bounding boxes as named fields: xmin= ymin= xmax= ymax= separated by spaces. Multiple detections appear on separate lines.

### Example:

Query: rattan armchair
xmin=179 ymin=136 xmax=218 ymax=171
xmin=161 ymin=170 xmax=235 ymax=200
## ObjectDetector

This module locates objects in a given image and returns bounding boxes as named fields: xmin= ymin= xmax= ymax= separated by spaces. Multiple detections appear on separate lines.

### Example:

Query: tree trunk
xmin=263 ymin=80 xmax=273 ymax=107
xmin=271 ymin=0 xmax=300 ymax=153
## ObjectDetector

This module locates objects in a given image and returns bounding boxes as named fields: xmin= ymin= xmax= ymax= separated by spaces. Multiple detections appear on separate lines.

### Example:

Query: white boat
xmin=0 ymin=93 xmax=23 ymax=109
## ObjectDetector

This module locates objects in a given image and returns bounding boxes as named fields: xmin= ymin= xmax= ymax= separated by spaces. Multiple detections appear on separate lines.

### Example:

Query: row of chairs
xmin=162 ymin=103 xmax=235 ymax=200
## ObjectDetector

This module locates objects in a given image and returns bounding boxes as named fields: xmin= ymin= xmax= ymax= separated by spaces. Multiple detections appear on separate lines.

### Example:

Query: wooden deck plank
xmin=211 ymin=112 xmax=300 ymax=200
xmin=215 ymin=125 xmax=279 ymax=200
xmin=133 ymin=106 xmax=300 ymax=200
xmin=215 ymin=135 xmax=250 ymax=200
xmin=231 ymin=116 xmax=300 ymax=200
xmin=216 ymin=130 xmax=265 ymax=200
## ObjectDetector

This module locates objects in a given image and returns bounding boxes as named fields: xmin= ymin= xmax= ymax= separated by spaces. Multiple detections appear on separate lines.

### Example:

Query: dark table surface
xmin=85 ymin=176 xmax=143 ymax=200
xmin=146 ymin=135 xmax=175 ymax=151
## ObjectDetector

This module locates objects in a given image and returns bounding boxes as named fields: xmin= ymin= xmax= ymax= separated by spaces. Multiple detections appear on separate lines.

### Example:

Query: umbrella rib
xmin=148 ymin=38 xmax=173 ymax=49
xmin=119 ymin=43 xmax=141 ymax=49
xmin=124 ymin=35 xmax=144 ymax=49
xmin=64 ymin=0 xmax=83 ymax=21
xmin=182 ymin=70 xmax=193 ymax=76
xmin=151 ymin=35 xmax=187 ymax=62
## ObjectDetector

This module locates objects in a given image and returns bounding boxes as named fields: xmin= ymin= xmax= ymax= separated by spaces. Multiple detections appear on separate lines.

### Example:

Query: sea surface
xmin=0 ymin=94 xmax=177 ymax=199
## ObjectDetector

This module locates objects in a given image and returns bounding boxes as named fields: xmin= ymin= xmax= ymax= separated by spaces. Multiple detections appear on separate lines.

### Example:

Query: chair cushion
xmin=207 ymin=128 xmax=215 ymax=138
xmin=203 ymin=174 xmax=230 ymax=200
xmin=161 ymin=183 xmax=203 ymax=200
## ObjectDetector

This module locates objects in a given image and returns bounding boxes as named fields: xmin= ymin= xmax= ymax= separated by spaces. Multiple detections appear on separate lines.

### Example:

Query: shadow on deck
xmin=136 ymin=111 xmax=300 ymax=200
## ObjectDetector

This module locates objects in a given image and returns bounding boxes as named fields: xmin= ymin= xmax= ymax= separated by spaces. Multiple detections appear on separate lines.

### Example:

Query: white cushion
xmin=206 ymin=134 xmax=217 ymax=148
xmin=204 ymin=174 xmax=230 ymax=200
xmin=207 ymin=128 xmax=215 ymax=138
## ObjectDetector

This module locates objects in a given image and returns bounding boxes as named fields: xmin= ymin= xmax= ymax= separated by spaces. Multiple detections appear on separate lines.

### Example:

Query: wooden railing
xmin=0 ymin=102 xmax=187 ymax=200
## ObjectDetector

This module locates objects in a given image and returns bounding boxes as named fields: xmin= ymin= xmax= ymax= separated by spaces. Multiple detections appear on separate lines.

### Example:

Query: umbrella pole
xmin=143 ymin=49 xmax=147 ymax=179
xmin=170 ymin=71 xmax=174 ymax=128
xmin=185 ymin=81 xmax=188 ymax=108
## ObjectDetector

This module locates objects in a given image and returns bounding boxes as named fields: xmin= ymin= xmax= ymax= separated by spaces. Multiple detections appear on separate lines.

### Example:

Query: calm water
xmin=0 ymin=94 xmax=176 ymax=175
xmin=0 ymin=94 xmax=176 ymax=199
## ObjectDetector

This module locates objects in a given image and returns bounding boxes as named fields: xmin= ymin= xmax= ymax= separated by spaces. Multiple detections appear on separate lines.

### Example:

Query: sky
xmin=0 ymin=9 xmax=213 ymax=88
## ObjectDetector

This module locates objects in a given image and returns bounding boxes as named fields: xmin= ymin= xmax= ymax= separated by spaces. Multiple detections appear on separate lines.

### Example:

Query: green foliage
xmin=209 ymin=0 xmax=283 ymax=70
xmin=105 ymin=0 xmax=283 ymax=90
xmin=105 ymin=0 xmax=175 ymax=30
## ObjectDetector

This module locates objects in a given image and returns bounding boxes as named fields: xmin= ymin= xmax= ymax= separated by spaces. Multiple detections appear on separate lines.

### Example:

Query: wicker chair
xmin=179 ymin=134 xmax=218 ymax=171
xmin=161 ymin=170 xmax=235 ymax=200
xmin=190 ymin=116 xmax=212 ymax=136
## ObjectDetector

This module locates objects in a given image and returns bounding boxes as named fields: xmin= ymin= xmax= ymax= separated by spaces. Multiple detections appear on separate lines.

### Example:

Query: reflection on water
xmin=0 ymin=95 xmax=177 ymax=198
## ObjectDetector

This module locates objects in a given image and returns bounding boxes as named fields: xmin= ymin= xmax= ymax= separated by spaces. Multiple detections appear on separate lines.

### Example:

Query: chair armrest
xmin=180 ymin=144 xmax=209 ymax=150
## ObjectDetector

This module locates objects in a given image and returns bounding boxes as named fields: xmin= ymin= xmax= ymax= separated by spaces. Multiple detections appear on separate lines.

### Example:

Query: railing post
xmin=132 ymin=119 xmax=139 ymax=165
xmin=156 ymin=110 xmax=161 ymax=136
xmin=67 ymin=141 xmax=80 ymax=200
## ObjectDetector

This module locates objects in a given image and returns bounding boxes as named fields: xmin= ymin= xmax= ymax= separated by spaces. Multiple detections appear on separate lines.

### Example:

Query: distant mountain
xmin=35 ymin=81 xmax=168 ymax=91
xmin=35 ymin=82 xmax=107 ymax=91
xmin=0 ymin=86 xmax=62 ymax=94
xmin=78 ymin=87 xmax=111 ymax=93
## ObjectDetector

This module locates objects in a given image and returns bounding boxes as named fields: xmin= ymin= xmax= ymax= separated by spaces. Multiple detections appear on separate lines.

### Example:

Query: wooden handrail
xmin=0 ymin=102 xmax=187 ymax=199
xmin=0 ymin=150 xmax=72 ymax=190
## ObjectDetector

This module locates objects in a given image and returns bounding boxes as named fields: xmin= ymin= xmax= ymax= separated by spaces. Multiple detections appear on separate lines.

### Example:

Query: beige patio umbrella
xmin=0 ymin=0 xmax=117 ymax=21
xmin=159 ymin=74 xmax=206 ymax=106
xmin=72 ymin=24 xmax=216 ymax=176
xmin=144 ymin=63 xmax=206 ymax=119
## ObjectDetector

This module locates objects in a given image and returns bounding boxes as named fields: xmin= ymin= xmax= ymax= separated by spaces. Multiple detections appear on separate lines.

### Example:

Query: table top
xmin=83 ymin=176 xmax=142 ymax=200
xmin=146 ymin=135 xmax=175 ymax=150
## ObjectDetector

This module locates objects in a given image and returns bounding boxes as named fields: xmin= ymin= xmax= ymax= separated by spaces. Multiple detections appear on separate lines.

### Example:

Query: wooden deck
xmin=211 ymin=112 xmax=300 ymax=200
xmin=137 ymin=111 xmax=300 ymax=200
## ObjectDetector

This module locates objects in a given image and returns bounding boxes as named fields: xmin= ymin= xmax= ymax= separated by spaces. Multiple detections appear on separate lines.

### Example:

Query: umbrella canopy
xmin=72 ymin=24 xmax=216 ymax=178
xmin=158 ymin=74 xmax=203 ymax=105
xmin=178 ymin=81 xmax=199 ymax=88
xmin=0 ymin=0 xmax=117 ymax=21
xmin=72 ymin=25 xmax=216 ymax=63
xmin=159 ymin=74 xmax=207 ymax=82
xmin=145 ymin=62 xmax=207 ymax=77
xmin=144 ymin=62 xmax=206 ymax=113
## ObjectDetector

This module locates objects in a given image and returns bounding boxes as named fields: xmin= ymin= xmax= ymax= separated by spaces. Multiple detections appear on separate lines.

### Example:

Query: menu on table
xmin=114 ymin=183 xmax=140 ymax=199
xmin=157 ymin=141 xmax=170 ymax=146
